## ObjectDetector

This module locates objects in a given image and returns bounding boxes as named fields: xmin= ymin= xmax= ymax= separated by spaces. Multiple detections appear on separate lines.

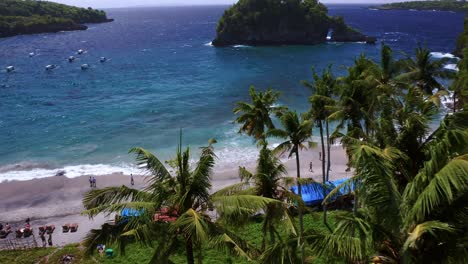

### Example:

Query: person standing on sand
xmin=89 ymin=176 xmax=93 ymax=188
xmin=92 ymin=177 xmax=96 ymax=188
xmin=39 ymin=229 xmax=46 ymax=247
xmin=309 ymin=161 xmax=314 ymax=172
xmin=130 ymin=174 xmax=134 ymax=186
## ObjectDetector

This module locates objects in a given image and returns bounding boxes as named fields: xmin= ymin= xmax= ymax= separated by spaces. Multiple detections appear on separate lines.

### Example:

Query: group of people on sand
xmin=88 ymin=176 xmax=97 ymax=188
xmin=0 ymin=218 xmax=34 ymax=239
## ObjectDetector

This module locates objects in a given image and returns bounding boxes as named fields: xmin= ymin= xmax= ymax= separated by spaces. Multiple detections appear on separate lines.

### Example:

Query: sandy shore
xmin=0 ymin=145 xmax=350 ymax=246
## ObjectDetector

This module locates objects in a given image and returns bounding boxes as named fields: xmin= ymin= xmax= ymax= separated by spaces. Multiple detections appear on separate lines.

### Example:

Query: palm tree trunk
xmin=269 ymin=224 xmax=275 ymax=245
xmin=261 ymin=218 xmax=267 ymax=251
xmin=319 ymin=121 xmax=332 ymax=232
xmin=186 ymin=237 xmax=195 ymax=264
xmin=326 ymin=119 xmax=331 ymax=182
xmin=197 ymin=242 xmax=203 ymax=264
xmin=295 ymin=147 xmax=305 ymax=264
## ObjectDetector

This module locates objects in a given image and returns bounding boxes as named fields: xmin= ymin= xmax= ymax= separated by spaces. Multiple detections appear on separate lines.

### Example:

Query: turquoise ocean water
xmin=0 ymin=5 xmax=465 ymax=181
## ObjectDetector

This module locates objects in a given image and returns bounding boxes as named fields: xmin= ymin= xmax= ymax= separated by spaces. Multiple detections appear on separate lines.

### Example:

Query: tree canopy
xmin=0 ymin=0 xmax=112 ymax=38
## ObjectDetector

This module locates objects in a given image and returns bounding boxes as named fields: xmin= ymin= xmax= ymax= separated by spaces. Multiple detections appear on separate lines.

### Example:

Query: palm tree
xmin=303 ymin=66 xmax=338 ymax=182
xmin=307 ymin=112 xmax=468 ymax=263
xmin=450 ymin=48 xmax=468 ymax=112
xmin=214 ymin=145 xmax=298 ymax=252
xmin=268 ymin=110 xmax=314 ymax=264
xmin=398 ymin=46 xmax=454 ymax=95
xmin=82 ymin=138 xmax=217 ymax=264
xmin=233 ymin=86 xmax=286 ymax=143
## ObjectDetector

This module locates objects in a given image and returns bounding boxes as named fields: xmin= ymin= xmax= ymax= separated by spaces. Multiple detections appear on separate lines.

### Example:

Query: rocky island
xmin=373 ymin=0 xmax=468 ymax=12
xmin=212 ymin=0 xmax=375 ymax=47
xmin=0 ymin=0 xmax=113 ymax=38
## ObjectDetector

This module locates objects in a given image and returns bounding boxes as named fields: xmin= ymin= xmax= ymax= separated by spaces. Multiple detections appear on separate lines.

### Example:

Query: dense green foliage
xmin=213 ymin=0 xmax=367 ymax=46
xmin=452 ymin=15 xmax=468 ymax=111
xmin=456 ymin=15 xmax=468 ymax=56
xmin=375 ymin=0 xmax=468 ymax=12
xmin=0 ymin=0 xmax=111 ymax=38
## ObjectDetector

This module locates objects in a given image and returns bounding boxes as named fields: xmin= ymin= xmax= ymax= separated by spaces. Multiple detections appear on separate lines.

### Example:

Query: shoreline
xmin=0 ymin=145 xmax=350 ymax=245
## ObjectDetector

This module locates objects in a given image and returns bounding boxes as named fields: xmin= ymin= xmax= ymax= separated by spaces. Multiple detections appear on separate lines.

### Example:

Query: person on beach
xmin=89 ymin=176 xmax=93 ymax=188
xmin=319 ymin=152 xmax=322 ymax=161
xmin=48 ymin=233 xmax=53 ymax=246
xmin=309 ymin=161 xmax=314 ymax=172
xmin=39 ymin=229 xmax=47 ymax=247
xmin=92 ymin=177 xmax=96 ymax=188
xmin=130 ymin=174 xmax=134 ymax=186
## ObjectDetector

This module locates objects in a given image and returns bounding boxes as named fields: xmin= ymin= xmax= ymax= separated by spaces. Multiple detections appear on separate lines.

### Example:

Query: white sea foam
xmin=444 ymin=63 xmax=459 ymax=71
xmin=233 ymin=45 xmax=251 ymax=48
xmin=0 ymin=163 xmax=144 ymax=182
xmin=430 ymin=52 xmax=459 ymax=60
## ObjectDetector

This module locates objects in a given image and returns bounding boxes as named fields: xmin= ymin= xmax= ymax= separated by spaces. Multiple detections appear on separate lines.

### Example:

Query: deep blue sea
xmin=0 ymin=5 xmax=465 ymax=181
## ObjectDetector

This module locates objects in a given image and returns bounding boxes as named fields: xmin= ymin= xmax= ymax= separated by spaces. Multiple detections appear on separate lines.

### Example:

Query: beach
xmin=0 ymin=145 xmax=349 ymax=246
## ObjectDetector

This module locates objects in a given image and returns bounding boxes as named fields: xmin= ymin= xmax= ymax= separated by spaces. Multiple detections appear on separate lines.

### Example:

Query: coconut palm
xmin=214 ymin=145 xmax=298 ymax=253
xmin=82 ymin=137 xmax=284 ymax=264
xmin=303 ymin=66 xmax=338 ymax=182
xmin=307 ymin=112 xmax=468 ymax=263
xmin=267 ymin=110 xmax=314 ymax=264
xmin=82 ymin=139 xmax=217 ymax=264
xmin=398 ymin=46 xmax=454 ymax=95
xmin=233 ymin=86 xmax=287 ymax=143
xmin=450 ymin=48 xmax=468 ymax=112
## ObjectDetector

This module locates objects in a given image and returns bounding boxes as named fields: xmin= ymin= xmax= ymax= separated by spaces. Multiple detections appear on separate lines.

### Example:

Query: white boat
xmin=77 ymin=49 xmax=85 ymax=55
xmin=6 ymin=66 xmax=15 ymax=73
xmin=81 ymin=64 xmax=90 ymax=70
xmin=29 ymin=52 xmax=35 ymax=57
xmin=45 ymin=65 xmax=57 ymax=71
xmin=99 ymin=57 xmax=107 ymax=63
xmin=68 ymin=56 xmax=76 ymax=62
xmin=326 ymin=29 xmax=333 ymax=41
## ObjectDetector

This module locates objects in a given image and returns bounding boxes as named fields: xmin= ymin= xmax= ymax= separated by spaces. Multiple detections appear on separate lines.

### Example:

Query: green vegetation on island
xmin=0 ymin=0 xmax=113 ymax=38
xmin=213 ymin=0 xmax=375 ymax=46
xmin=374 ymin=0 xmax=468 ymax=12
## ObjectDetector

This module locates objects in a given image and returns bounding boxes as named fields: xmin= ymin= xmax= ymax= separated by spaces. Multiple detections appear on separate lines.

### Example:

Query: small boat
xmin=326 ymin=29 xmax=333 ymax=41
xmin=99 ymin=57 xmax=107 ymax=63
xmin=81 ymin=64 xmax=90 ymax=70
xmin=29 ymin=52 xmax=35 ymax=57
xmin=45 ymin=64 xmax=57 ymax=71
xmin=77 ymin=49 xmax=85 ymax=55
xmin=6 ymin=66 xmax=15 ymax=73
xmin=68 ymin=56 xmax=76 ymax=62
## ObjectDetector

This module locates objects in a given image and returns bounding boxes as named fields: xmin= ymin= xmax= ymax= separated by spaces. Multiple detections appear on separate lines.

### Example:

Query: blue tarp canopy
xmin=291 ymin=178 xmax=355 ymax=206
xmin=120 ymin=208 xmax=142 ymax=217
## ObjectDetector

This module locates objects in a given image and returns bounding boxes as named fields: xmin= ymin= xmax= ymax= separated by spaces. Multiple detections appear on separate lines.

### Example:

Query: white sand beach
xmin=0 ymin=145 xmax=350 ymax=246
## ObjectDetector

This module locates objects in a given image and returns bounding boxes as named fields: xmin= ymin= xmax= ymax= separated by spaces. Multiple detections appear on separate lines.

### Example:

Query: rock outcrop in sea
xmin=212 ymin=0 xmax=375 ymax=46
